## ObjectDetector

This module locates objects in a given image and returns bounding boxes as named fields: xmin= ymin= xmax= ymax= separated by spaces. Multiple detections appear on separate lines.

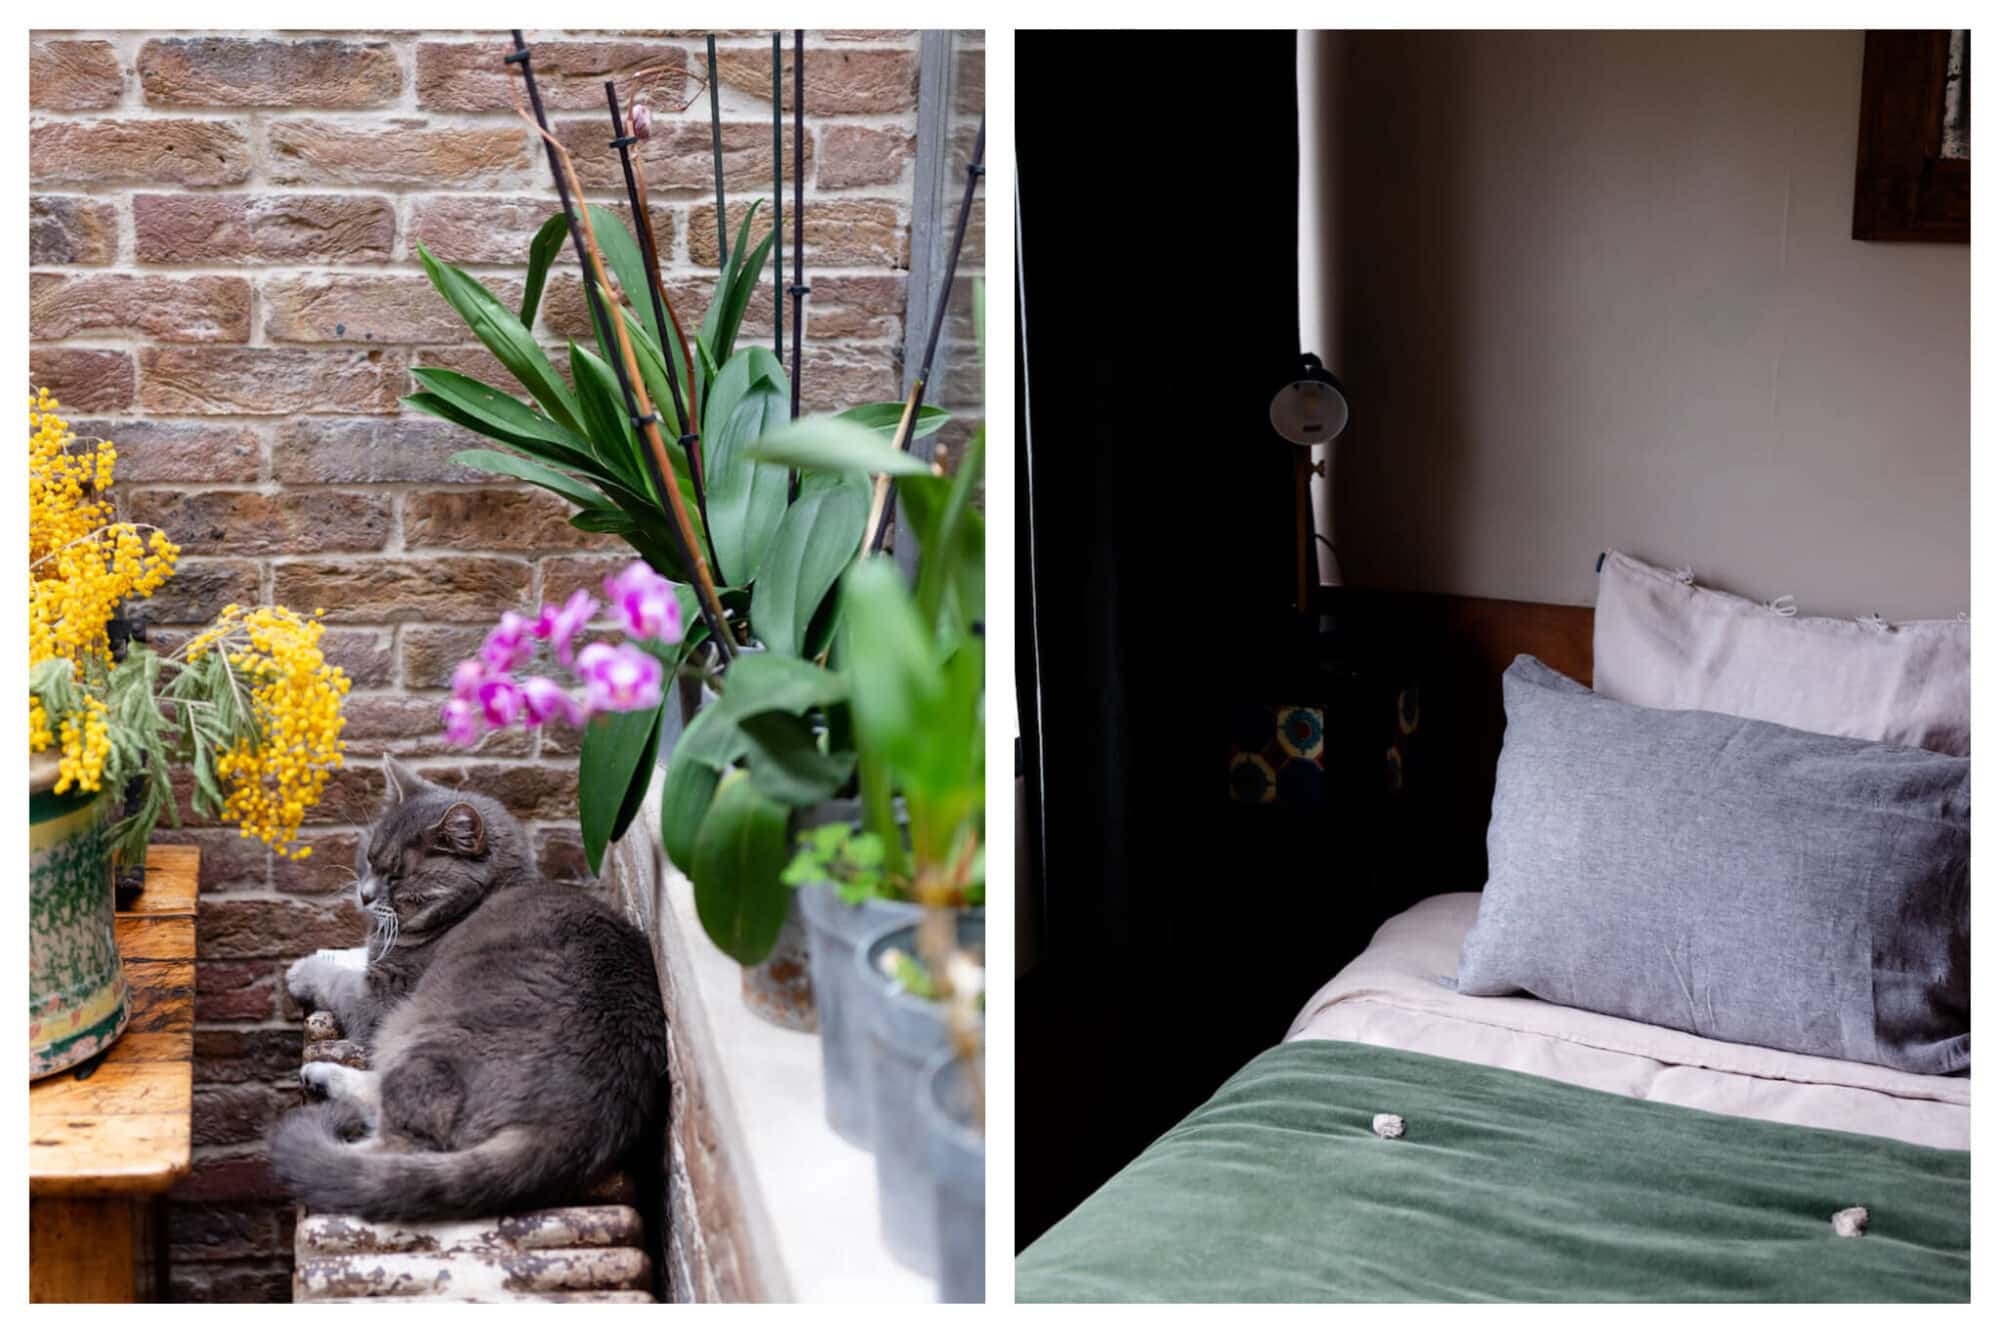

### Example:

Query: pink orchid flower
xmin=605 ymin=561 xmax=683 ymax=644
xmin=520 ymin=675 xmax=586 ymax=728
xmin=535 ymin=588 xmax=599 ymax=666
xmin=479 ymin=611 xmax=535 ymax=674
xmin=475 ymin=676 xmax=524 ymax=728
xmin=440 ymin=697 xmax=484 ymax=747
xmin=576 ymin=641 xmax=664 ymax=714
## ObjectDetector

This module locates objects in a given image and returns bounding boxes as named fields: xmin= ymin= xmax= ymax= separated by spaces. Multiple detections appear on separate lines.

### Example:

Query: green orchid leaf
xmin=658 ymin=742 xmax=721 ymax=871
xmin=739 ymin=711 xmax=856 ymax=806
xmin=578 ymin=701 xmax=662 ymax=875
xmin=836 ymin=401 xmax=951 ymax=441
xmin=743 ymin=416 xmax=933 ymax=478
xmin=691 ymin=769 xmax=793 ymax=965
xmin=520 ymin=213 xmax=570 ymax=328
xmin=751 ymin=471 xmax=870 ymax=656
xmin=416 ymin=242 xmax=582 ymax=436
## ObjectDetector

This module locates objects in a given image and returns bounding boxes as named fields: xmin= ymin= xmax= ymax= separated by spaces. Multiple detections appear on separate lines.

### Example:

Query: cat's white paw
xmin=286 ymin=955 xmax=326 ymax=1007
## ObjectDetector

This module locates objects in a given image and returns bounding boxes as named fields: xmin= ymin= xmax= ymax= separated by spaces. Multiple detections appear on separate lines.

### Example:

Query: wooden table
xmin=30 ymin=845 xmax=197 ymax=1303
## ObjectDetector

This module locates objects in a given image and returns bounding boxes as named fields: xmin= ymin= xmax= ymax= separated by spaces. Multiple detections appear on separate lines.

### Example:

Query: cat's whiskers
xmin=366 ymin=904 xmax=400 ymax=959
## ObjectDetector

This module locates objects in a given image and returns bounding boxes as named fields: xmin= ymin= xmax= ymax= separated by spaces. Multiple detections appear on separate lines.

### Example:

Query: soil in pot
xmin=920 ymin=1047 xmax=985 ymax=1303
xmin=856 ymin=909 xmax=985 ymax=1277
xmin=798 ymin=880 xmax=919 ymax=1148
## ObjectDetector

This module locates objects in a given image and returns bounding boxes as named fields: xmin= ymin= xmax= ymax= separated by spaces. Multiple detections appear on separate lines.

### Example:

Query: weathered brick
xmin=824 ymin=29 xmax=917 ymax=41
xmin=151 ymin=828 xmax=270 ymax=895
xmin=417 ymin=39 xmax=686 ymax=111
xmin=77 ymin=419 xmax=260 ymax=484
xmin=31 ymin=119 xmax=253 ymax=187
xmin=715 ymin=45 xmax=917 ymax=114
xmin=30 ymin=348 xmax=134 ymax=412
xmin=30 ymin=195 xmax=120 ymax=264
xmin=194 ymin=960 xmax=278 ymax=1023
xmin=690 ymin=198 xmax=904 ymax=269
xmin=803 ymin=275 xmax=906 ymax=341
xmin=320 ymin=628 xmax=395 ymax=689
xmin=136 ymin=559 xmax=262 ymax=627
xmin=139 ymin=37 xmax=400 ymax=108
xmin=168 ymin=1202 xmax=284 ymax=1264
xmin=139 ymin=347 xmax=406 ymax=415
xmin=171 ymin=1153 xmax=288 ymax=1205
xmin=400 ymin=624 xmax=490 ymax=689
xmin=797 ymin=342 xmax=903 ymax=415
xmin=134 ymin=193 xmax=395 ymax=265
xmin=124 ymin=490 xmax=391 ymax=556
xmin=409 ymin=194 xmax=673 ymax=267
xmin=537 ymin=271 xmax=713 ymax=342
xmin=340 ymin=693 xmax=532 ymax=759
xmin=412 ymin=761 xmax=579 ymax=821
xmin=194 ymin=1028 xmax=305 ymax=1086
xmin=539 ymin=554 xmax=634 ymax=606
xmin=30 ymin=39 xmax=124 ymax=110
xmin=199 ymin=897 xmax=371 ymax=960
xmin=268 ymin=118 xmax=534 ymax=188
xmin=406 ymin=488 xmax=616 ymax=554
xmin=167 ymin=1258 xmax=293 ymax=1303
xmin=264 ymin=273 xmax=519 ymax=345
xmin=31 ymin=273 xmax=252 ymax=343
xmin=551 ymin=119 xmax=809 ymax=193
xmin=273 ymin=558 xmax=531 ymax=624
xmin=281 ymin=830 xmax=361 ymax=895
xmin=537 ymin=825 xmax=596 ymax=886
xmin=192 ymin=1084 xmax=293 ymax=1148
xmin=817 ymin=125 xmax=915 ymax=189
xmin=301 ymin=763 xmax=392 ymax=827
xmin=955 ymin=43 xmax=984 ymax=115
xmin=272 ymin=417 xmax=487 ymax=485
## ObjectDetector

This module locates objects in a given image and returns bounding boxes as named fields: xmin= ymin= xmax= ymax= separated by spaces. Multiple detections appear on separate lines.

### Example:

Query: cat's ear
xmin=431 ymin=802 xmax=486 ymax=857
xmin=383 ymin=757 xmax=424 ymax=807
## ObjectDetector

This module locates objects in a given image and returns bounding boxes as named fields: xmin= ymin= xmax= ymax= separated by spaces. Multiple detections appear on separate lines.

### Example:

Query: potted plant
xmin=28 ymin=389 xmax=352 ymax=1078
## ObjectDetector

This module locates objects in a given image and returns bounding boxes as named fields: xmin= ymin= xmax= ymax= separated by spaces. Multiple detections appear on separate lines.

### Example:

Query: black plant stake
xmin=771 ymin=33 xmax=784 ymax=362
xmin=508 ymin=31 xmax=734 ymax=663
xmin=706 ymin=35 xmax=727 ymax=272
xmin=865 ymin=117 xmax=986 ymax=555
xmin=789 ymin=29 xmax=808 ymax=422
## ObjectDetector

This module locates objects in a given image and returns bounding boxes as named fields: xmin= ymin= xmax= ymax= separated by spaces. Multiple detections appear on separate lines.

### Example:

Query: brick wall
xmin=30 ymin=28 xmax=981 ymax=1301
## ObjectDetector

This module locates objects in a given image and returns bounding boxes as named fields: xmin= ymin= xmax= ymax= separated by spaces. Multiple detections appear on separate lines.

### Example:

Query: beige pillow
xmin=1592 ymin=551 xmax=1970 ymax=756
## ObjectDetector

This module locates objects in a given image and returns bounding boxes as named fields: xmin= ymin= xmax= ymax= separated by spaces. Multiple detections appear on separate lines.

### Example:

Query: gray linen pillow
xmin=1453 ymin=656 xmax=1969 ymax=1075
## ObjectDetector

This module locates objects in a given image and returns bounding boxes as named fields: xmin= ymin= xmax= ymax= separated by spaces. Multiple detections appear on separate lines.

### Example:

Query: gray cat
xmin=270 ymin=758 xmax=668 ymax=1221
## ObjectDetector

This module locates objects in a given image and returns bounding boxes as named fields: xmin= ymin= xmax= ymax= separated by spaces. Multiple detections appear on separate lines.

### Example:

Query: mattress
xmin=1285 ymin=893 xmax=1969 ymax=1150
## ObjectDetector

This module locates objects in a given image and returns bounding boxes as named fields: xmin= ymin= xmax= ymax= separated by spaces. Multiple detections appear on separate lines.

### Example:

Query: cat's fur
xmin=270 ymin=758 xmax=668 ymax=1221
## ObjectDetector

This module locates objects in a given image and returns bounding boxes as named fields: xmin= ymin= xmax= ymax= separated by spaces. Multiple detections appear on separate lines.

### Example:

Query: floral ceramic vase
xmin=29 ymin=753 xmax=129 ymax=1079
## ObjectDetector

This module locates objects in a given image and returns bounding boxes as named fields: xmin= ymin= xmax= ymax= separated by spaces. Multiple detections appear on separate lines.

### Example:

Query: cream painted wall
xmin=1299 ymin=30 xmax=1968 ymax=619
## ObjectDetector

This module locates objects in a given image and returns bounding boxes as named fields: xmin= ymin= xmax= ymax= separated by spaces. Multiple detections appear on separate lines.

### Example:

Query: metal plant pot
xmin=29 ymin=755 xmax=130 ymax=1079
xmin=919 ymin=1049 xmax=985 ymax=1303
xmin=739 ymin=893 xmax=815 ymax=1031
xmin=855 ymin=909 xmax=985 ymax=1276
xmin=797 ymin=880 xmax=919 ymax=1147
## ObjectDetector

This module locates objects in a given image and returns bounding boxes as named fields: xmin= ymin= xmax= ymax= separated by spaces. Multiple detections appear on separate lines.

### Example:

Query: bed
xmin=1014 ymin=895 xmax=1970 ymax=1302
xmin=1016 ymin=571 xmax=1970 ymax=1303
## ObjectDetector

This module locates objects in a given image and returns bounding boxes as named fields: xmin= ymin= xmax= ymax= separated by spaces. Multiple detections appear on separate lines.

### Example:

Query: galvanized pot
xmin=798 ymin=880 xmax=919 ymax=1147
xmin=29 ymin=753 xmax=130 ymax=1079
xmin=738 ymin=795 xmax=868 ymax=1032
xmin=855 ymin=909 xmax=985 ymax=1277
xmin=920 ymin=1048 xmax=985 ymax=1303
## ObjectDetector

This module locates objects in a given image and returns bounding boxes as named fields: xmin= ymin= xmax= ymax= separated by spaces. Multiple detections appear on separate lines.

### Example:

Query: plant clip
xmin=609 ymin=133 xmax=639 ymax=149
xmin=677 ymin=433 xmax=698 ymax=450
xmin=787 ymin=282 xmax=812 ymax=296
xmin=503 ymin=47 xmax=531 ymax=65
xmin=631 ymin=410 xmax=662 ymax=429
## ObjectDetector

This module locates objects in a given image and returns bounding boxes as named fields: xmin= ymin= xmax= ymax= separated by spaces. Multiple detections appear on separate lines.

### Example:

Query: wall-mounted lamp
xmin=1269 ymin=353 xmax=1350 ymax=607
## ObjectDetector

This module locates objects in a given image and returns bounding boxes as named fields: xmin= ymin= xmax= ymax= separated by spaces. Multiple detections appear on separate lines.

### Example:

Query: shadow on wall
xmin=1308 ymin=30 xmax=1969 ymax=620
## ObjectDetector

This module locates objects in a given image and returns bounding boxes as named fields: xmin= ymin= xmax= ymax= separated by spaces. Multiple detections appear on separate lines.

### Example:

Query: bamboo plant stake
xmin=603 ymin=79 xmax=714 ymax=564
xmin=862 ymin=117 xmax=987 ymax=554
xmin=706 ymin=35 xmax=727 ymax=273
xmin=507 ymin=33 xmax=735 ymax=661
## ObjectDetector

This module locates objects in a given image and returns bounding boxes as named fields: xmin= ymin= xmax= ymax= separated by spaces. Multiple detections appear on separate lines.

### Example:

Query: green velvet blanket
xmin=1016 ymin=1040 xmax=1969 ymax=1302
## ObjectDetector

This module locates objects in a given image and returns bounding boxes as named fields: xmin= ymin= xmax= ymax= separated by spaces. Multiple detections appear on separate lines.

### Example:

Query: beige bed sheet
xmin=1284 ymin=893 xmax=1969 ymax=1150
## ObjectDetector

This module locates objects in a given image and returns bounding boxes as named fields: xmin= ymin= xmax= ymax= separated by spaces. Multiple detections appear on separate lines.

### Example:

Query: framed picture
xmin=1853 ymin=30 xmax=1970 ymax=242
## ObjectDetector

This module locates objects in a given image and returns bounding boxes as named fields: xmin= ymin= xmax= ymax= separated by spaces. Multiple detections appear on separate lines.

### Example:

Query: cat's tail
xmin=270 ymin=1102 xmax=568 ymax=1221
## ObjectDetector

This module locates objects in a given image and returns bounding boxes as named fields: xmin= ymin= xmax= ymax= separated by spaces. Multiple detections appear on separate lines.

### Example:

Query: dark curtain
xmin=1017 ymin=29 xmax=1301 ymax=1243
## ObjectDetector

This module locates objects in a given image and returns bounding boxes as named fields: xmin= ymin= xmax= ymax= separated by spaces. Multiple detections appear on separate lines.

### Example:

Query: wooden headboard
xmin=1317 ymin=585 xmax=1595 ymax=894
